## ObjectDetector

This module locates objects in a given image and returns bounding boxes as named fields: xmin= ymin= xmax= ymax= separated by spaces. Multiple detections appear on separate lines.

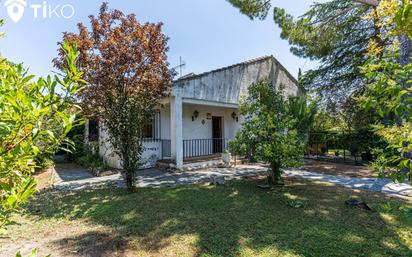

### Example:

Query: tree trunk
xmin=268 ymin=162 xmax=282 ymax=185
xmin=124 ymin=168 xmax=135 ymax=192
xmin=122 ymin=153 xmax=136 ymax=192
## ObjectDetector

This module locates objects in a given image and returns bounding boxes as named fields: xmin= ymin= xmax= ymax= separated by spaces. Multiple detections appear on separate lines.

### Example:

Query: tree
xmin=361 ymin=0 xmax=412 ymax=182
xmin=230 ymin=81 xmax=308 ymax=185
xmin=227 ymin=0 xmax=271 ymax=20
xmin=0 ymin=40 xmax=84 ymax=228
xmin=54 ymin=3 xmax=172 ymax=191
xmin=227 ymin=0 xmax=387 ymax=105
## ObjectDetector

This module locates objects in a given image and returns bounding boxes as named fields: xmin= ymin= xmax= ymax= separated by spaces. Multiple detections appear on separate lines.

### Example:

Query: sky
xmin=0 ymin=0 xmax=325 ymax=79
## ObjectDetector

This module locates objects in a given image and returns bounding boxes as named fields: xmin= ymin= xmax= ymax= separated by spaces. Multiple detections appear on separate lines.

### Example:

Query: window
xmin=142 ymin=112 xmax=160 ymax=139
xmin=142 ymin=120 xmax=154 ymax=139
xmin=88 ymin=119 xmax=99 ymax=142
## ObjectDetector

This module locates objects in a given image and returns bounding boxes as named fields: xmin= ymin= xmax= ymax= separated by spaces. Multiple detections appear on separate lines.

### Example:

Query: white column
xmin=170 ymin=94 xmax=183 ymax=169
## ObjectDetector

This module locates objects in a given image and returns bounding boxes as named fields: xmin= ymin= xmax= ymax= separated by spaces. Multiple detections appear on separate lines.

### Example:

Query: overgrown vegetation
xmin=65 ymin=124 xmax=110 ymax=176
xmin=0 ymin=39 xmax=84 ymax=228
xmin=360 ymin=0 xmax=412 ymax=182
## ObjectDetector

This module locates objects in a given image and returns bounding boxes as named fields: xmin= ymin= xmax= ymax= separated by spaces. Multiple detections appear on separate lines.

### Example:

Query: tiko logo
xmin=4 ymin=0 xmax=75 ymax=23
xmin=5 ymin=0 xmax=26 ymax=23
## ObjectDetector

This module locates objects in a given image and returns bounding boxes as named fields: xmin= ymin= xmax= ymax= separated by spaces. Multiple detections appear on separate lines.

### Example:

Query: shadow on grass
xmin=27 ymin=179 xmax=412 ymax=257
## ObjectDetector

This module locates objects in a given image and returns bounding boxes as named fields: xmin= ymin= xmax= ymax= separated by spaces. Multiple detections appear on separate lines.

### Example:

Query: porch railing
xmin=142 ymin=139 xmax=171 ymax=160
xmin=183 ymin=138 xmax=229 ymax=159
xmin=161 ymin=140 xmax=171 ymax=159
xmin=141 ymin=138 xmax=230 ymax=160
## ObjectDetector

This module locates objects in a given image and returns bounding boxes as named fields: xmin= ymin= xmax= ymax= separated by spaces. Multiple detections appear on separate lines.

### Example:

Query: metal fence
xmin=307 ymin=130 xmax=382 ymax=163
xmin=183 ymin=138 xmax=229 ymax=159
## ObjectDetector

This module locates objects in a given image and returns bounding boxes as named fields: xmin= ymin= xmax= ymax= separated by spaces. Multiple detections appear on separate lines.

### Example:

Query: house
xmin=85 ymin=55 xmax=304 ymax=170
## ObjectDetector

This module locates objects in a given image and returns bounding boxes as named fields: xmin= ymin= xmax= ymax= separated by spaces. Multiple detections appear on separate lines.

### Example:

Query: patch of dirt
xmin=34 ymin=167 xmax=54 ymax=190
xmin=98 ymin=169 xmax=120 ymax=177
xmin=301 ymin=159 xmax=376 ymax=178
xmin=0 ymin=218 xmax=134 ymax=257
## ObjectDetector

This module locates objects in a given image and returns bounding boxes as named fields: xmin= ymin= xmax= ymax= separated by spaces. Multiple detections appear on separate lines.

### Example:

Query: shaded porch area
xmin=158 ymin=94 xmax=240 ymax=169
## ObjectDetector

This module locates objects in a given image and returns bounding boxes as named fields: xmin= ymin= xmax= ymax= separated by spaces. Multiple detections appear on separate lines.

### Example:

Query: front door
xmin=212 ymin=117 xmax=223 ymax=153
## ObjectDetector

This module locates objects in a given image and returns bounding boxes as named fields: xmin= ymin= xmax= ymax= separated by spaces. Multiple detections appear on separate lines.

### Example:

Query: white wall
xmin=182 ymin=104 xmax=240 ymax=140
xmin=160 ymin=105 xmax=171 ymax=139
xmin=98 ymin=125 xmax=122 ymax=169
xmin=97 ymin=123 xmax=163 ymax=169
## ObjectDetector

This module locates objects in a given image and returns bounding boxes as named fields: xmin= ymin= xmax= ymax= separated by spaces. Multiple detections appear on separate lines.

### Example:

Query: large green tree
xmin=229 ymin=0 xmax=384 ymax=104
xmin=230 ymin=81 xmax=313 ymax=185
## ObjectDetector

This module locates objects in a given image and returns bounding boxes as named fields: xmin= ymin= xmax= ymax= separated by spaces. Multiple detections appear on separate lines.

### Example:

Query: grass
xmin=1 ymin=178 xmax=411 ymax=257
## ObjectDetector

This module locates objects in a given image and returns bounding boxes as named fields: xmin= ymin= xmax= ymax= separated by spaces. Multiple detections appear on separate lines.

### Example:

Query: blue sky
xmin=0 ymin=0 xmax=323 ymax=79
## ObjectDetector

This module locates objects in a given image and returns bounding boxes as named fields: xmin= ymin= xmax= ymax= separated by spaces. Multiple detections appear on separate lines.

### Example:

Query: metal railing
xmin=307 ymin=130 xmax=381 ymax=163
xmin=141 ymin=139 xmax=171 ymax=160
xmin=183 ymin=138 xmax=229 ymax=159
xmin=161 ymin=140 xmax=171 ymax=159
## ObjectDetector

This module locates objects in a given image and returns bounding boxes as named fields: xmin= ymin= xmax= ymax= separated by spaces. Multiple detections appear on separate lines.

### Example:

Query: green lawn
xmin=1 ymin=178 xmax=411 ymax=257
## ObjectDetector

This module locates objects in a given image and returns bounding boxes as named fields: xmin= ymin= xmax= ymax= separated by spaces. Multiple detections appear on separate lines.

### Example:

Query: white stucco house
xmin=85 ymin=55 xmax=304 ymax=170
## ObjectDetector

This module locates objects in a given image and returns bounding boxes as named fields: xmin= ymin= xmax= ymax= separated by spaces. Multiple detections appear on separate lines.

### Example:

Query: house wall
xmin=181 ymin=104 xmax=240 ymax=140
xmin=173 ymin=57 xmax=303 ymax=105
xmin=97 ymin=124 xmax=163 ymax=169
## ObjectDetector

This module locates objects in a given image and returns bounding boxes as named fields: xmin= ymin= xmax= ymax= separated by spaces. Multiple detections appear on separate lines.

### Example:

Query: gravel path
xmin=52 ymin=163 xmax=412 ymax=199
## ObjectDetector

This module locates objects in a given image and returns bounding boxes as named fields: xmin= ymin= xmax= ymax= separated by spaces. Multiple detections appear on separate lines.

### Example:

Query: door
xmin=212 ymin=117 xmax=223 ymax=153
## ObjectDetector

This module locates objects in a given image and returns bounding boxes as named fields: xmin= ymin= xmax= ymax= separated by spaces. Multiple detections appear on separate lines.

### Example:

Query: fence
xmin=307 ymin=130 xmax=383 ymax=163
xmin=183 ymin=138 xmax=229 ymax=159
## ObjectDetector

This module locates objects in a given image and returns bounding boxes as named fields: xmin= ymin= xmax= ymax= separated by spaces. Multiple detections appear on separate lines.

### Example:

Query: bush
xmin=76 ymin=151 xmax=110 ymax=176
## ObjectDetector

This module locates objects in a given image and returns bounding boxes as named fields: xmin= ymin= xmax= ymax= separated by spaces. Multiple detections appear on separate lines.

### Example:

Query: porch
xmin=143 ymin=93 xmax=240 ymax=169
xmin=143 ymin=138 xmax=230 ymax=162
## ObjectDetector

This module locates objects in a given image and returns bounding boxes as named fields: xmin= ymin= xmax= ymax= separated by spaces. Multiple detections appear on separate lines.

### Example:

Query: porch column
xmin=170 ymin=94 xmax=183 ymax=169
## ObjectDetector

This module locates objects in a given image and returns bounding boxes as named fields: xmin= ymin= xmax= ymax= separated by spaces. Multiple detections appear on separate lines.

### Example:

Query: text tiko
xmin=30 ymin=1 xmax=75 ymax=19
xmin=4 ymin=0 xmax=75 ymax=23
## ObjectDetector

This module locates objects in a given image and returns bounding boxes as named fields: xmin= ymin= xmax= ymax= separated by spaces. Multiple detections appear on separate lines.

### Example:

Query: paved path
xmin=284 ymin=169 xmax=412 ymax=199
xmin=53 ymin=165 xmax=267 ymax=190
xmin=52 ymin=163 xmax=412 ymax=199
xmin=53 ymin=163 xmax=94 ymax=184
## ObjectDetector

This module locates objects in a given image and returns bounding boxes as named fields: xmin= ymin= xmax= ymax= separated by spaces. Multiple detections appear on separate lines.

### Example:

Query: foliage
xmin=226 ymin=0 xmax=270 ymax=20
xmin=340 ymin=97 xmax=381 ymax=131
xmin=308 ymin=129 xmax=385 ymax=160
xmin=0 ymin=41 xmax=84 ymax=228
xmin=15 ymin=249 xmax=49 ymax=257
xmin=287 ymin=96 xmax=317 ymax=138
xmin=275 ymin=0 xmax=384 ymax=104
xmin=54 ymin=3 xmax=172 ymax=191
xmin=371 ymin=123 xmax=412 ymax=182
xmin=227 ymin=0 xmax=387 ymax=105
xmin=311 ymin=111 xmax=345 ymax=132
xmin=229 ymin=81 xmax=307 ymax=184
xmin=359 ymin=0 xmax=412 ymax=183
xmin=397 ymin=3 xmax=412 ymax=36
xmin=361 ymin=53 xmax=412 ymax=121
xmin=65 ymin=122 xmax=85 ymax=162
xmin=76 ymin=151 xmax=111 ymax=176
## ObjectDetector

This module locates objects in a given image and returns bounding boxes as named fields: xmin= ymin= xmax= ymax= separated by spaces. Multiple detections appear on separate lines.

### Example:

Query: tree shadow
xmin=52 ymin=231 xmax=128 ymax=257
xmin=26 ymin=179 xmax=412 ymax=257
